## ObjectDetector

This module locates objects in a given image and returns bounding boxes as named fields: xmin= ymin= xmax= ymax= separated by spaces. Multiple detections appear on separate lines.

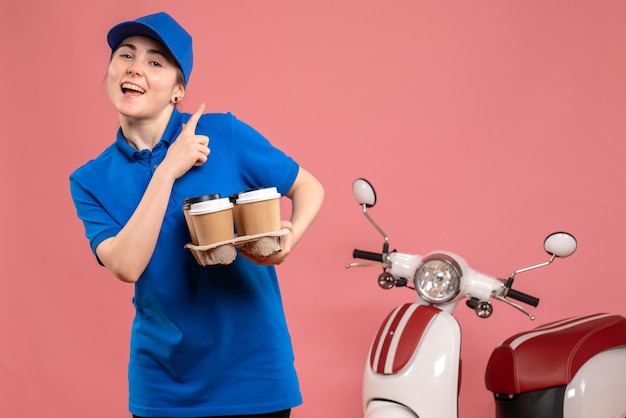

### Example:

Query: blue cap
xmin=107 ymin=12 xmax=193 ymax=86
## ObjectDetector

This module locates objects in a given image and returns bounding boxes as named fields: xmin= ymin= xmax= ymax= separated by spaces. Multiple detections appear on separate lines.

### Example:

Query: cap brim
xmin=107 ymin=22 xmax=166 ymax=52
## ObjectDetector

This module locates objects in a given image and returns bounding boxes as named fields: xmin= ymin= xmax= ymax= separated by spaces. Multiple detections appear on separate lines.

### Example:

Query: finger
xmin=197 ymin=134 xmax=210 ymax=146
xmin=193 ymin=145 xmax=211 ymax=166
xmin=280 ymin=220 xmax=293 ymax=232
xmin=183 ymin=102 xmax=206 ymax=134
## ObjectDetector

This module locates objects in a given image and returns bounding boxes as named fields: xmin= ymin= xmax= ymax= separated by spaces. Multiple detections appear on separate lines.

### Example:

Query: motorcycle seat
xmin=485 ymin=313 xmax=626 ymax=394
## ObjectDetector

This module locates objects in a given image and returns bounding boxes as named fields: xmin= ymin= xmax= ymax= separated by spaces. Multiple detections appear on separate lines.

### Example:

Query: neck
xmin=119 ymin=106 xmax=175 ymax=150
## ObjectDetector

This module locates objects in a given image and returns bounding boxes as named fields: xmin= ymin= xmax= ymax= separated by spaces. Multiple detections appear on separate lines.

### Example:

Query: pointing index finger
xmin=183 ymin=103 xmax=206 ymax=134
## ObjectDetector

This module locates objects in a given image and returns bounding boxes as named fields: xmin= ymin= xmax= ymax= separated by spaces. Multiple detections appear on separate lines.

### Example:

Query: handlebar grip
xmin=507 ymin=289 xmax=540 ymax=307
xmin=352 ymin=249 xmax=384 ymax=262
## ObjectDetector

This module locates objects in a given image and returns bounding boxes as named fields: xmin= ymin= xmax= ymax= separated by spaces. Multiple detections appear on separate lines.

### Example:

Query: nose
xmin=127 ymin=62 xmax=142 ymax=76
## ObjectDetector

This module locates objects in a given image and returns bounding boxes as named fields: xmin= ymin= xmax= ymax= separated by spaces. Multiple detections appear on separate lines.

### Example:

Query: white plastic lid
xmin=189 ymin=197 xmax=234 ymax=215
xmin=236 ymin=187 xmax=281 ymax=204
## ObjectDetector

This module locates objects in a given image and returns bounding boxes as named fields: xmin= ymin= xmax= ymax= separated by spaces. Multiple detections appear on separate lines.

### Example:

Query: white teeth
xmin=121 ymin=83 xmax=146 ymax=94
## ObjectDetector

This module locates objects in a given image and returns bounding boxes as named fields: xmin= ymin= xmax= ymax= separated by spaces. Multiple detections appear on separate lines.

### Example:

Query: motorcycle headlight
xmin=414 ymin=254 xmax=462 ymax=304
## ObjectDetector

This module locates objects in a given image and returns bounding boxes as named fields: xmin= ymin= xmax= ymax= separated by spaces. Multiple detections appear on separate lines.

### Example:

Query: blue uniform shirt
xmin=70 ymin=109 xmax=302 ymax=417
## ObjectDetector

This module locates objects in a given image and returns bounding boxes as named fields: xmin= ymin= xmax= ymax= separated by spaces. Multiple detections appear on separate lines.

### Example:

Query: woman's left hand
xmin=239 ymin=221 xmax=294 ymax=266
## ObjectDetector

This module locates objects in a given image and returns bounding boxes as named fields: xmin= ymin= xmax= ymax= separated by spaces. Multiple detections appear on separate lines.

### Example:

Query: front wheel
xmin=365 ymin=400 xmax=418 ymax=418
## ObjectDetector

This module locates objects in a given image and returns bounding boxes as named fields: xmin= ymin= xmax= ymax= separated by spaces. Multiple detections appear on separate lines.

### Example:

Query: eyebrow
xmin=116 ymin=43 xmax=170 ymax=60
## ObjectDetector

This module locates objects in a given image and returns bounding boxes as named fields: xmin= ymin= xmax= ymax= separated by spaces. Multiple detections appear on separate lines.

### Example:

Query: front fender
xmin=365 ymin=400 xmax=417 ymax=418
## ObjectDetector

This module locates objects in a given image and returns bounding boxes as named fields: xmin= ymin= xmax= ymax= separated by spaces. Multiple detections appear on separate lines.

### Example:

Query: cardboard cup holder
xmin=184 ymin=188 xmax=286 ymax=266
xmin=185 ymin=229 xmax=290 ymax=266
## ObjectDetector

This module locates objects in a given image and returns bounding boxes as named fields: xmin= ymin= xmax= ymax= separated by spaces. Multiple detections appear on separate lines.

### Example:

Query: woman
xmin=70 ymin=11 xmax=324 ymax=418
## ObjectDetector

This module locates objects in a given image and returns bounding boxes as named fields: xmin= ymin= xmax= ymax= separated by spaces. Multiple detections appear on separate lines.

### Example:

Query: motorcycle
xmin=345 ymin=178 xmax=626 ymax=418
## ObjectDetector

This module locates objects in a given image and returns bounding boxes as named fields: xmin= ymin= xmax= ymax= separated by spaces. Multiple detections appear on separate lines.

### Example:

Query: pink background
xmin=2 ymin=0 xmax=625 ymax=416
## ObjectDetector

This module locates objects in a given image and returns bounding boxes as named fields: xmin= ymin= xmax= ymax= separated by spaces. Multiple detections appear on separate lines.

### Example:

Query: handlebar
xmin=353 ymin=249 xmax=384 ymax=262
xmin=506 ymin=288 xmax=540 ymax=307
xmin=354 ymin=247 xmax=540 ymax=310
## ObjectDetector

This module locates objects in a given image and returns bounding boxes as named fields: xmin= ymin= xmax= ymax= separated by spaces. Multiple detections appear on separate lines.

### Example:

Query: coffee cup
xmin=229 ymin=192 xmax=246 ymax=236
xmin=189 ymin=197 xmax=235 ymax=246
xmin=182 ymin=194 xmax=220 ymax=245
xmin=235 ymin=187 xmax=282 ymax=236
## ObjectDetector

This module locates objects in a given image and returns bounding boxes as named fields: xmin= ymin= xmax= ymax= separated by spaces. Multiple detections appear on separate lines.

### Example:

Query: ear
xmin=172 ymin=85 xmax=186 ymax=104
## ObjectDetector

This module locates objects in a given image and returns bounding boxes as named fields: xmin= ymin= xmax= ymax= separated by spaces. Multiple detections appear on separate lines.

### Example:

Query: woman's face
xmin=107 ymin=35 xmax=185 ymax=120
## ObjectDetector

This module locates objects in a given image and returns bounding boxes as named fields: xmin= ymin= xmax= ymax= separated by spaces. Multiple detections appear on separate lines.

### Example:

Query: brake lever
xmin=345 ymin=262 xmax=387 ymax=269
xmin=493 ymin=294 xmax=535 ymax=320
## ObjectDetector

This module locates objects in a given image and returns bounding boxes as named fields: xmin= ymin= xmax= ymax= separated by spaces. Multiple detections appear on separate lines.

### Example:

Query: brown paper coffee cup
xmin=235 ymin=188 xmax=282 ymax=236
xmin=229 ymin=193 xmax=246 ymax=236
xmin=189 ymin=198 xmax=235 ymax=246
xmin=183 ymin=194 xmax=220 ymax=245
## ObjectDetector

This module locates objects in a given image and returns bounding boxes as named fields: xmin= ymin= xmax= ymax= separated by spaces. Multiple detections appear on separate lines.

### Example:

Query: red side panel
xmin=369 ymin=304 xmax=441 ymax=374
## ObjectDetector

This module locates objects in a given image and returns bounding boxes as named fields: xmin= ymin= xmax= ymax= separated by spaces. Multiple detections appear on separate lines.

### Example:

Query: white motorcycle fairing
xmin=563 ymin=345 xmax=626 ymax=418
xmin=363 ymin=303 xmax=461 ymax=418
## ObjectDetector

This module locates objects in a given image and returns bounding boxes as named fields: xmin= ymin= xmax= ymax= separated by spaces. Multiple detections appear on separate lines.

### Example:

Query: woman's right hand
xmin=160 ymin=103 xmax=210 ymax=180
xmin=96 ymin=103 xmax=209 ymax=283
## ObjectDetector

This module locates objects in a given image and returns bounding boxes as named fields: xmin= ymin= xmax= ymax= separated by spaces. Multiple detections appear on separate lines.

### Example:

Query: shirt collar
xmin=115 ymin=109 xmax=183 ymax=161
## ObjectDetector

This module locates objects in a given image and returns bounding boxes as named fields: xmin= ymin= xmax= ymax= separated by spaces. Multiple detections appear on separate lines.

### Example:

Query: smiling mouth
xmin=121 ymin=82 xmax=146 ymax=94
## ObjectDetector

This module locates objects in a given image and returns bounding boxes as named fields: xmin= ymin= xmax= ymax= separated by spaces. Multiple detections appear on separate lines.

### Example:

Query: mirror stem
xmin=362 ymin=204 xmax=389 ymax=253
xmin=509 ymin=254 xmax=556 ymax=280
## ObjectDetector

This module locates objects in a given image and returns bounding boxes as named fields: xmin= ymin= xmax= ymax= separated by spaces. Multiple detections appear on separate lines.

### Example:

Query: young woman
xmin=70 ymin=12 xmax=324 ymax=418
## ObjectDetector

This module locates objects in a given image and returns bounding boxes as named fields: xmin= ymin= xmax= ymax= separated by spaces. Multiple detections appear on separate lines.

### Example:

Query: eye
xmin=149 ymin=60 xmax=163 ymax=67
xmin=118 ymin=53 xmax=133 ymax=59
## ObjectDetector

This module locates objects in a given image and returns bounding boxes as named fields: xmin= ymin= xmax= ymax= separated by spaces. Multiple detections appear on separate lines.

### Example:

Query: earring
xmin=173 ymin=97 xmax=179 ymax=103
